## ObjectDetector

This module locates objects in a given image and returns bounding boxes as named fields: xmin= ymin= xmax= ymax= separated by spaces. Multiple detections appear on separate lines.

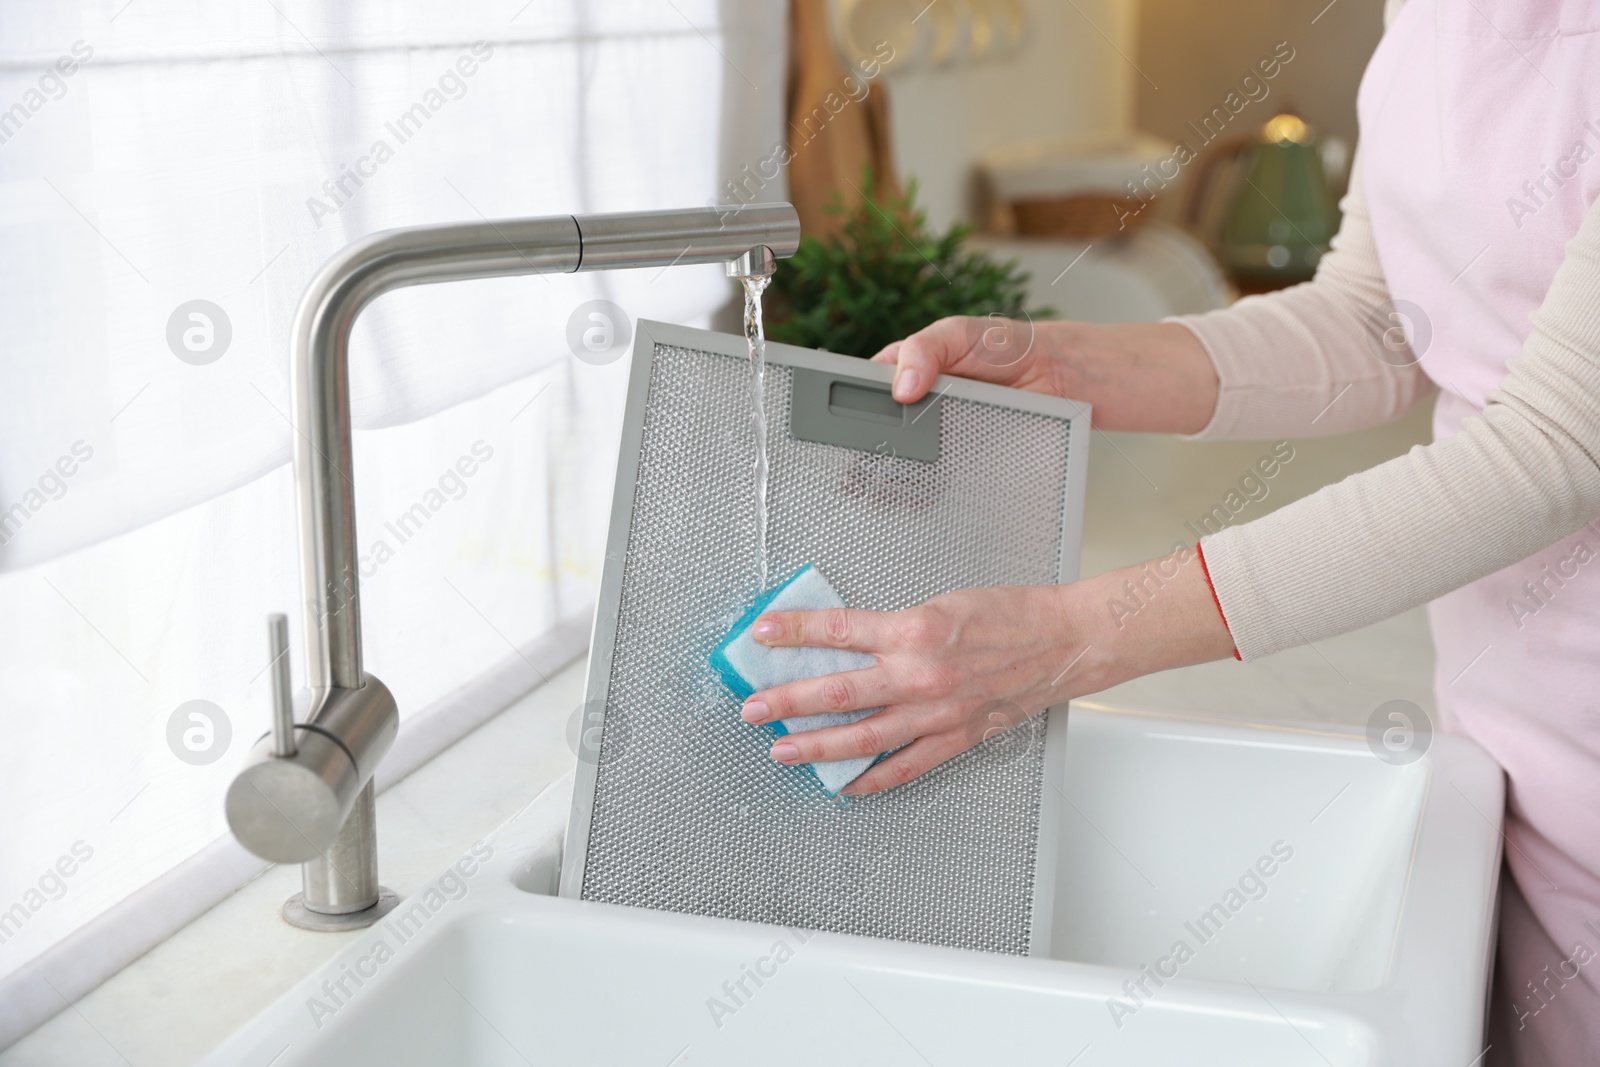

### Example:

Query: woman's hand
xmin=741 ymin=584 xmax=1088 ymax=795
xmin=739 ymin=548 xmax=1237 ymax=795
xmin=874 ymin=315 xmax=1221 ymax=435
xmin=873 ymin=315 xmax=1065 ymax=400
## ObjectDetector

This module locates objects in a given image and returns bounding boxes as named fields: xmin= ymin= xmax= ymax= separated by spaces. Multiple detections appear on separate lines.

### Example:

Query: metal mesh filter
xmin=573 ymin=335 xmax=1079 ymax=955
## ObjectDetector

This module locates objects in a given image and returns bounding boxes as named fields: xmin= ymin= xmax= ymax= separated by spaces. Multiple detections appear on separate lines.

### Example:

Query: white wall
xmin=880 ymin=0 xmax=1137 ymax=229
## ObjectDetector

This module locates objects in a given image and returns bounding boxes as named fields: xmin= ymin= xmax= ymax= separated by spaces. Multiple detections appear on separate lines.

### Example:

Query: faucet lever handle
xmin=267 ymin=613 xmax=297 ymax=758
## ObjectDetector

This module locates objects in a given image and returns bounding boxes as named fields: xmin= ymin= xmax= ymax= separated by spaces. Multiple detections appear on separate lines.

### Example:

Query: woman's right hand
xmin=872 ymin=315 xmax=1221 ymax=435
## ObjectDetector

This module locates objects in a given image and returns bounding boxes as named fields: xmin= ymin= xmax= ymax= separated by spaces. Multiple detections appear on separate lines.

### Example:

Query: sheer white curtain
xmin=0 ymin=0 xmax=785 ymax=1041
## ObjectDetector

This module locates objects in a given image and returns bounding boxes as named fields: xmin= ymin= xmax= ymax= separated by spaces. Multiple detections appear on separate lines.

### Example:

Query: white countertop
xmin=0 ymin=662 xmax=587 ymax=1067
xmin=0 ymin=408 xmax=1436 ymax=1066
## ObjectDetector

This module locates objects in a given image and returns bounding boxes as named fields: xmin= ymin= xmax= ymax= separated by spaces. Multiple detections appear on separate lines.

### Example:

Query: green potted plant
xmin=764 ymin=170 xmax=1052 ymax=358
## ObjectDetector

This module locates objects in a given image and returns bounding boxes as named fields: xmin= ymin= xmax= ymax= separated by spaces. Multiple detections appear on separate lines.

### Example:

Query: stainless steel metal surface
xmin=267 ymin=614 xmax=297 ymax=759
xmin=289 ymin=781 xmax=396 ymax=926
xmin=290 ymin=215 xmax=582 ymax=695
xmin=284 ymin=796 xmax=398 ymax=930
xmin=282 ymin=886 xmax=400 ymax=933
xmin=224 ymin=671 xmax=397 ymax=865
xmin=229 ymin=204 xmax=801 ymax=930
xmin=291 ymin=203 xmax=799 ymax=698
xmin=724 ymin=244 xmax=778 ymax=280
xmin=562 ymin=322 xmax=1090 ymax=956
xmin=577 ymin=205 xmax=797 ymax=271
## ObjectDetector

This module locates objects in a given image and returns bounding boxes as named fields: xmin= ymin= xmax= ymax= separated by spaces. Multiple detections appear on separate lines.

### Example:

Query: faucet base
xmin=282 ymin=887 xmax=399 ymax=932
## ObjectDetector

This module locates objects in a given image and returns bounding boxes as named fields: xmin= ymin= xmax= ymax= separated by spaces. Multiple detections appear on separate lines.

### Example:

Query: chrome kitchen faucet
xmin=225 ymin=205 xmax=800 ymax=930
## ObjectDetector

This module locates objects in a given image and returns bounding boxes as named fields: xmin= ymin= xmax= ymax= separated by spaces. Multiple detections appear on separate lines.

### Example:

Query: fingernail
xmin=752 ymin=617 xmax=782 ymax=642
xmin=894 ymin=368 xmax=920 ymax=400
xmin=742 ymin=700 xmax=769 ymax=723
xmin=770 ymin=741 xmax=798 ymax=763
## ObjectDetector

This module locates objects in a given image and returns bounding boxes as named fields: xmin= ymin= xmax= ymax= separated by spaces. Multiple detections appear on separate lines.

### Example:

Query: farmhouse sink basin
xmin=201 ymin=703 xmax=1503 ymax=1066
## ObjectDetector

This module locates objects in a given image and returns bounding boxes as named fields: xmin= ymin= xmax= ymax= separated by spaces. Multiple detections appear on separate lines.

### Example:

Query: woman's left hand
xmin=738 ymin=549 xmax=1235 ymax=794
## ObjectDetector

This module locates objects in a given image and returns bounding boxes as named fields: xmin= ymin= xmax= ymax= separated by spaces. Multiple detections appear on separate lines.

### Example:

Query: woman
xmin=738 ymin=0 xmax=1600 ymax=1062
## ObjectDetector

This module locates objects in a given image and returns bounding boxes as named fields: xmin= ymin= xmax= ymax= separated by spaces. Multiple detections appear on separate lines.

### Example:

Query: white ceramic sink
xmin=202 ymin=704 xmax=1503 ymax=1066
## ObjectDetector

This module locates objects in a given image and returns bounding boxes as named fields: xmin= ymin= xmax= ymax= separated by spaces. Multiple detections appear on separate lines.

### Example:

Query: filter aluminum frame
xmin=561 ymin=320 xmax=1090 ymax=957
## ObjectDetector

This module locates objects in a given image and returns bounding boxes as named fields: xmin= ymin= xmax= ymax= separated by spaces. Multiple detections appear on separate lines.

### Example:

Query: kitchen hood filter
xmin=561 ymin=321 xmax=1090 ymax=956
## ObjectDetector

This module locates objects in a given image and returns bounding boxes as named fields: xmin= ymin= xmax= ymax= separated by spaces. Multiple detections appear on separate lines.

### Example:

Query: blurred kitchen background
xmin=789 ymin=0 xmax=1428 ymax=722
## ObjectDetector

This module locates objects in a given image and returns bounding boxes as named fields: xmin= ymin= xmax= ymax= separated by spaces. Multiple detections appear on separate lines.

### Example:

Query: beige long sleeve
xmin=1170 ymin=162 xmax=1600 ymax=659
xmin=1179 ymin=156 xmax=1437 ymax=440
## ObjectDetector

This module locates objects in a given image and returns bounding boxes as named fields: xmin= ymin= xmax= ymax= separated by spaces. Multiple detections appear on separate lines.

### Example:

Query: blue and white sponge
xmin=710 ymin=564 xmax=883 ymax=796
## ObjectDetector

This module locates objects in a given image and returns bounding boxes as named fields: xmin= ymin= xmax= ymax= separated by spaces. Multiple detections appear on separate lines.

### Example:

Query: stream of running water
xmin=740 ymin=274 xmax=772 ymax=591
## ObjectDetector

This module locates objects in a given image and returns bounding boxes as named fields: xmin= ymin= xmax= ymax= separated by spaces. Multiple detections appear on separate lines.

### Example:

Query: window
xmin=0 ymin=0 xmax=783 ymax=1033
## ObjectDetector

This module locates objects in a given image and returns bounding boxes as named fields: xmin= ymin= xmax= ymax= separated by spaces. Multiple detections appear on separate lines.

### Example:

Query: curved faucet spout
xmin=232 ymin=201 xmax=800 ymax=929
xmin=291 ymin=204 xmax=800 ymax=698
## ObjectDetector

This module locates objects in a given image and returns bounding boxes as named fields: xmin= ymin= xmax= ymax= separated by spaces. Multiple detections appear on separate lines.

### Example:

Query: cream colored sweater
xmin=1174 ymin=159 xmax=1600 ymax=659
